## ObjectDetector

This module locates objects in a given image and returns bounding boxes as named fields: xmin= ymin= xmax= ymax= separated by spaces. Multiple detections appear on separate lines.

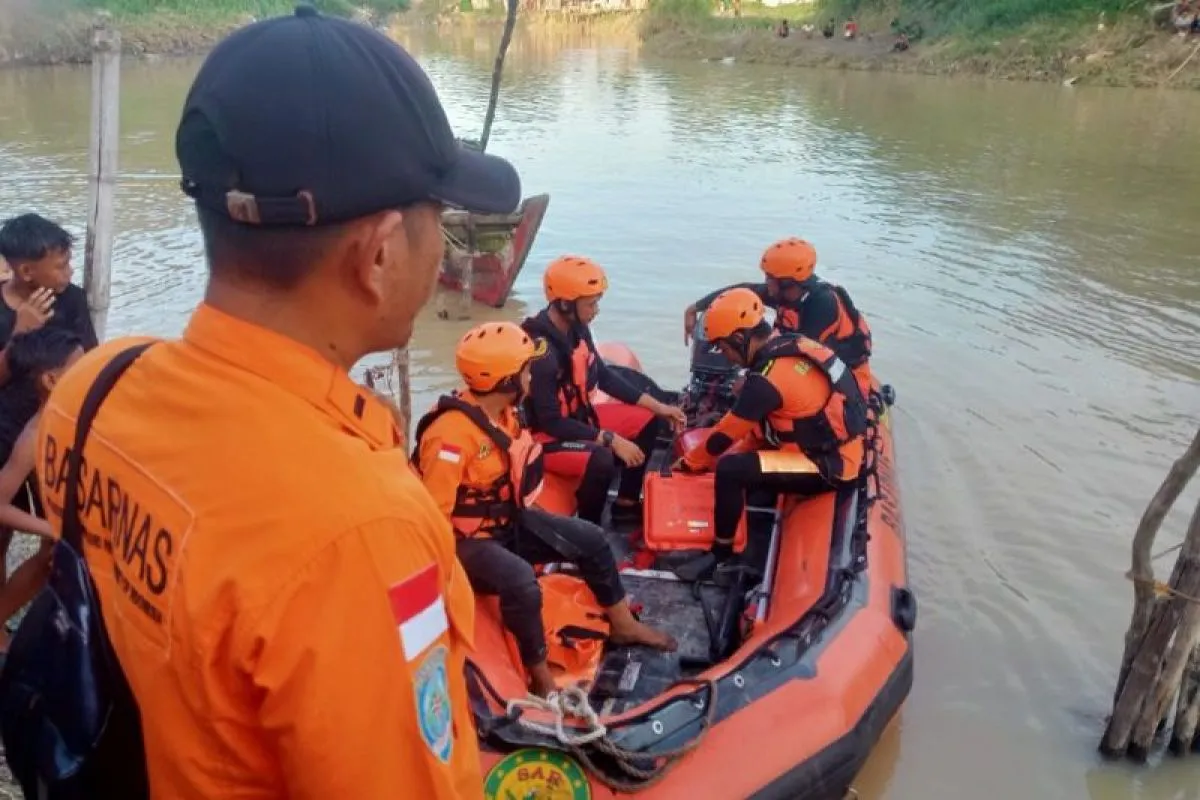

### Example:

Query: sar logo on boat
xmin=484 ymin=748 xmax=591 ymax=800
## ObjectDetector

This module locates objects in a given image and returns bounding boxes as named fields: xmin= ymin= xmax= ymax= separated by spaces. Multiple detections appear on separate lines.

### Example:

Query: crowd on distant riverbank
xmin=1174 ymin=0 xmax=1200 ymax=34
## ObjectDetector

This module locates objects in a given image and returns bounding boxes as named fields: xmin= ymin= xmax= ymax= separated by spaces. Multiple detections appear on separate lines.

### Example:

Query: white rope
xmin=506 ymin=684 xmax=609 ymax=746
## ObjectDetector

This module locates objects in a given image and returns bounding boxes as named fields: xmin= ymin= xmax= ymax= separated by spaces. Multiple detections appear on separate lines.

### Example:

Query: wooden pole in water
xmin=478 ymin=0 xmax=519 ymax=152
xmin=394 ymin=346 xmax=412 ymax=445
xmin=84 ymin=12 xmax=120 ymax=342
xmin=1101 ymin=428 xmax=1200 ymax=760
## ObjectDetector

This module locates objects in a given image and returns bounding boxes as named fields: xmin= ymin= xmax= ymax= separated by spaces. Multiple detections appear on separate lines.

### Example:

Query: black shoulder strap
xmin=410 ymin=395 xmax=514 ymax=465
xmin=62 ymin=343 xmax=155 ymax=553
xmin=829 ymin=283 xmax=861 ymax=324
xmin=752 ymin=334 xmax=801 ymax=370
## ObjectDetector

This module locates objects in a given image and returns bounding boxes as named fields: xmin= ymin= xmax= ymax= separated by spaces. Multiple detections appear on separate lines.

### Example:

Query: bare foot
xmin=610 ymin=620 xmax=678 ymax=652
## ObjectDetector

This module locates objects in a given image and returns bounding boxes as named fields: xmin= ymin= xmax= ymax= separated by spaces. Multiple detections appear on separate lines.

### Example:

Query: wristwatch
xmin=600 ymin=430 xmax=615 ymax=447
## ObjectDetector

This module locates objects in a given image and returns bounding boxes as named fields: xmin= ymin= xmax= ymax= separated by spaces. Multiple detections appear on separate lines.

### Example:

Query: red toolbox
xmin=642 ymin=469 xmax=748 ymax=553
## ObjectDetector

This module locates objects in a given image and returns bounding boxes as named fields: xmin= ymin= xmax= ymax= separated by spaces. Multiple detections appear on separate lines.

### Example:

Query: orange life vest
xmin=751 ymin=335 xmax=869 ymax=462
xmin=775 ymin=282 xmax=872 ymax=370
xmin=412 ymin=395 xmax=545 ymax=538
xmin=522 ymin=313 xmax=602 ymax=427
xmin=564 ymin=338 xmax=600 ymax=424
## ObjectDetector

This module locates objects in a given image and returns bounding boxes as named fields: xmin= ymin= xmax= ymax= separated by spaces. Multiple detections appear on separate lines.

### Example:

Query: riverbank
xmin=7 ymin=0 xmax=1198 ymax=90
xmin=0 ymin=0 xmax=400 ymax=66
xmin=641 ymin=4 xmax=1200 ymax=89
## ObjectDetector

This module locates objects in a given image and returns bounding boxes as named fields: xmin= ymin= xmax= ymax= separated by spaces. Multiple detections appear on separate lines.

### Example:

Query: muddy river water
xmin=1 ymin=22 xmax=1198 ymax=800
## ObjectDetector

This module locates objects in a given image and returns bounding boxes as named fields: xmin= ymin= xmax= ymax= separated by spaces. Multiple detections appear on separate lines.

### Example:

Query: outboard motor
xmin=680 ymin=312 xmax=742 ymax=428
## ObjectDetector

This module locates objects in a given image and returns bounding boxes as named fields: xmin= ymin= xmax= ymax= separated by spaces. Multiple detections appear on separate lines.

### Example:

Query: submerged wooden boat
xmin=468 ymin=337 xmax=916 ymax=799
xmin=439 ymin=193 xmax=550 ymax=308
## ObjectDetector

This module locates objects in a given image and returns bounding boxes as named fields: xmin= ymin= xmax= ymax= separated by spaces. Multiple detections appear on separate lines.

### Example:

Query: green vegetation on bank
xmin=817 ymin=0 xmax=1142 ymax=39
xmin=62 ymin=0 xmax=406 ymax=20
xmin=640 ymin=0 xmax=1200 ymax=89
xmin=0 ymin=0 xmax=408 ymax=65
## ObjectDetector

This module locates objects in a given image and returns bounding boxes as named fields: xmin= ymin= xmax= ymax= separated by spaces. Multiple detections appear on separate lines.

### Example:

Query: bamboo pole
xmin=1101 ymin=428 xmax=1200 ymax=759
xmin=394 ymin=346 xmax=411 ymax=445
xmin=478 ymin=0 xmax=519 ymax=152
xmin=84 ymin=13 xmax=120 ymax=342
xmin=460 ymin=219 xmax=476 ymax=318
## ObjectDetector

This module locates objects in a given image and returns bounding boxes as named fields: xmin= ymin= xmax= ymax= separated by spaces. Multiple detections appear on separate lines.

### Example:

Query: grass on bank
xmin=15 ymin=0 xmax=410 ymax=27
xmin=639 ymin=0 xmax=1185 ymax=85
xmin=80 ymin=0 xmax=411 ymax=16
xmin=644 ymin=0 xmax=1158 ymax=39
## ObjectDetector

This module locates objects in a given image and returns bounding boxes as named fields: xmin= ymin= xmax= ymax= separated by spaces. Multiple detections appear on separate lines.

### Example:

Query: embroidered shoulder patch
xmin=414 ymin=645 xmax=453 ymax=763
xmin=532 ymin=338 xmax=549 ymax=358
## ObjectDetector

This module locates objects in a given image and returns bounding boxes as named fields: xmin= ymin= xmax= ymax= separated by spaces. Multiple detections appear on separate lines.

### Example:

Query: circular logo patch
xmin=483 ymin=748 xmax=591 ymax=800
xmin=415 ymin=645 xmax=453 ymax=763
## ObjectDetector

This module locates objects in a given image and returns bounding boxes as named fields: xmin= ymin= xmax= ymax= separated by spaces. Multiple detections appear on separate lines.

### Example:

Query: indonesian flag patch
xmin=387 ymin=564 xmax=449 ymax=662
xmin=438 ymin=444 xmax=462 ymax=464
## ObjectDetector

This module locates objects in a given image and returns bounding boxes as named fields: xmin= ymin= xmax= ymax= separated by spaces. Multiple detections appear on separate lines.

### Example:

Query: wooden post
xmin=84 ymin=13 xmax=120 ymax=342
xmin=394 ymin=346 xmax=411 ymax=445
xmin=477 ymin=0 xmax=518 ymax=152
xmin=363 ymin=350 xmax=412 ymax=446
xmin=1100 ymin=428 xmax=1200 ymax=759
xmin=1170 ymin=641 xmax=1200 ymax=753
xmin=1114 ymin=427 xmax=1200 ymax=699
xmin=460 ymin=219 xmax=476 ymax=318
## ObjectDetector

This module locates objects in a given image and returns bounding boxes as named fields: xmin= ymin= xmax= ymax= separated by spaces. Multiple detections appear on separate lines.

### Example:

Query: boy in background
xmin=0 ymin=213 xmax=98 ymax=388
xmin=0 ymin=328 xmax=86 ymax=653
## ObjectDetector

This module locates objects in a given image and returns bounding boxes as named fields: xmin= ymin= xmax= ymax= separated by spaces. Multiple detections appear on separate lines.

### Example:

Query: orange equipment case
xmin=642 ymin=469 xmax=748 ymax=553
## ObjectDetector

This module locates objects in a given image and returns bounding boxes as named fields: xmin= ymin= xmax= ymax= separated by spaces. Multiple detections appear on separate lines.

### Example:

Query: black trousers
xmin=543 ymin=415 xmax=664 ymax=525
xmin=713 ymin=452 xmax=848 ymax=542
xmin=456 ymin=508 xmax=625 ymax=666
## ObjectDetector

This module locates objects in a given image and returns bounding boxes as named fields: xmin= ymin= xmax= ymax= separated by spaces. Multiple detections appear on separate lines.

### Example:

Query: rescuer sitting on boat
xmin=683 ymin=238 xmax=875 ymax=399
xmin=522 ymin=256 xmax=686 ymax=526
xmin=676 ymin=288 xmax=869 ymax=566
xmin=414 ymin=322 xmax=676 ymax=697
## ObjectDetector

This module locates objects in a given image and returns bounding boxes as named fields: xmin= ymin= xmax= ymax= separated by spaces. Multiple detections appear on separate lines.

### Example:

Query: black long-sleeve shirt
xmin=522 ymin=311 xmax=643 ymax=442
xmin=0 ymin=282 xmax=99 ymax=453
xmin=693 ymin=280 xmax=841 ymax=343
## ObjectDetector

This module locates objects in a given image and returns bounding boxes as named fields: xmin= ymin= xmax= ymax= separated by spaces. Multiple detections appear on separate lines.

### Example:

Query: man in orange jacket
xmin=18 ymin=8 xmax=521 ymax=798
xmin=522 ymin=256 xmax=686 ymax=525
xmin=414 ymin=322 xmax=676 ymax=697
xmin=678 ymin=288 xmax=870 ymax=565
xmin=683 ymin=238 xmax=875 ymax=399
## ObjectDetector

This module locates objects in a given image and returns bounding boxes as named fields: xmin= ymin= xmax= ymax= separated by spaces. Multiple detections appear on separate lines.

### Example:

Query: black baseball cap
xmin=176 ymin=5 xmax=521 ymax=226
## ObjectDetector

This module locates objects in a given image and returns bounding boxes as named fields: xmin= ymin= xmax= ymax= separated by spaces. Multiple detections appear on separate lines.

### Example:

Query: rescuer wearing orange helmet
xmin=521 ymin=256 xmax=687 ymax=526
xmin=683 ymin=238 xmax=875 ymax=399
xmin=677 ymin=288 xmax=870 ymax=566
xmin=413 ymin=322 xmax=676 ymax=697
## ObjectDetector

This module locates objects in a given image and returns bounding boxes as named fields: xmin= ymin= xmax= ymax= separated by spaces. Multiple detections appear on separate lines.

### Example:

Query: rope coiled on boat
xmin=506 ymin=679 xmax=720 ymax=792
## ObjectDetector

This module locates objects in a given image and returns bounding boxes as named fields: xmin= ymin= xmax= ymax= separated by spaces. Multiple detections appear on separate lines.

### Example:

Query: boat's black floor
xmin=568 ymin=479 xmax=778 ymax=714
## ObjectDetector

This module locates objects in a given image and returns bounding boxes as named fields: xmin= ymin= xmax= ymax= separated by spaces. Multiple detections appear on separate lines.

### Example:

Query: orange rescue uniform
xmin=683 ymin=335 xmax=866 ymax=482
xmin=34 ymin=304 xmax=483 ymax=800
xmin=414 ymin=392 xmax=543 ymax=533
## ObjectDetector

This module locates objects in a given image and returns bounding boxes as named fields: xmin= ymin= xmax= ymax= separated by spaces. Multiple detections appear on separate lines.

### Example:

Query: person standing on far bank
xmin=32 ymin=6 xmax=521 ymax=799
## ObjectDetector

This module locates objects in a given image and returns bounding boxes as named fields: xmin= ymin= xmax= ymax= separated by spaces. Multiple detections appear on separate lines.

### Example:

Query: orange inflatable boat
xmin=468 ymin=335 xmax=915 ymax=800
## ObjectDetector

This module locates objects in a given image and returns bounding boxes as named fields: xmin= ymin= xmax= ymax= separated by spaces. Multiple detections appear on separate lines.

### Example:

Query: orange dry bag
xmin=504 ymin=573 xmax=611 ymax=687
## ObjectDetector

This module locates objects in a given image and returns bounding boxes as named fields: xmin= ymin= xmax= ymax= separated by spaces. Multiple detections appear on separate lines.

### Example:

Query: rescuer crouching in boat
xmin=676 ymin=288 xmax=870 ymax=568
xmin=522 ymin=256 xmax=686 ymax=526
xmin=683 ymin=237 xmax=876 ymax=401
xmin=414 ymin=322 xmax=677 ymax=698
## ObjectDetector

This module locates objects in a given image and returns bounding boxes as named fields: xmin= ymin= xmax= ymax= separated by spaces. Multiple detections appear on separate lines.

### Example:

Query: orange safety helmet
xmin=455 ymin=321 xmax=536 ymax=393
xmin=760 ymin=238 xmax=817 ymax=283
xmin=703 ymin=287 xmax=765 ymax=341
xmin=543 ymin=255 xmax=609 ymax=302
